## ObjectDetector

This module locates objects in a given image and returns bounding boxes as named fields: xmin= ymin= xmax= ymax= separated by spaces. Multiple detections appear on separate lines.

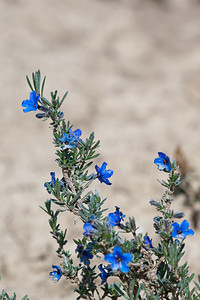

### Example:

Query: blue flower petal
xmin=113 ymin=246 xmax=122 ymax=257
xmin=120 ymin=261 xmax=130 ymax=273
xmin=158 ymin=152 xmax=167 ymax=159
xmin=73 ymin=129 xmax=82 ymax=137
xmin=184 ymin=229 xmax=194 ymax=236
xmin=172 ymin=222 xmax=179 ymax=231
xmin=180 ymin=220 xmax=189 ymax=231
xmin=121 ymin=253 xmax=132 ymax=264
xmin=95 ymin=165 xmax=99 ymax=172
xmin=100 ymin=162 xmax=107 ymax=172
xmin=104 ymin=253 xmax=116 ymax=264
xmin=111 ymin=261 xmax=121 ymax=271
xmin=103 ymin=170 xmax=114 ymax=178
xmin=154 ymin=158 xmax=165 ymax=169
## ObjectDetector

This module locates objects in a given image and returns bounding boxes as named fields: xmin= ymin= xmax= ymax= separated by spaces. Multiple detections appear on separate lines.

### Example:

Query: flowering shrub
xmin=18 ymin=70 xmax=200 ymax=299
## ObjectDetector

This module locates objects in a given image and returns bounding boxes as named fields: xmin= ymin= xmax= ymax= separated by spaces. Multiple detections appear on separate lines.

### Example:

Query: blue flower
xmin=59 ymin=129 xmax=82 ymax=149
xmin=143 ymin=235 xmax=153 ymax=248
xmin=83 ymin=215 xmax=97 ymax=237
xmin=22 ymin=91 xmax=40 ymax=113
xmin=76 ymin=244 xmax=93 ymax=265
xmin=108 ymin=206 xmax=125 ymax=227
xmin=104 ymin=246 xmax=132 ymax=273
xmin=49 ymin=265 xmax=62 ymax=282
xmin=44 ymin=172 xmax=56 ymax=194
xmin=95 ymin=162 xmax=113 ymax=185
xmin=171 ymin=220 xmax=194 ymax=239
xmin=98 ymin=264 xmax=112 ymax=284
xmin=154 ymin=152 xmax=171 ymax=172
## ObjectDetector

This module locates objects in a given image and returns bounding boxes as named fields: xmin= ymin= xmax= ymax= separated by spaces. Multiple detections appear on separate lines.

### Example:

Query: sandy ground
xmin=1 ymin=0 xmax=200 ymax=299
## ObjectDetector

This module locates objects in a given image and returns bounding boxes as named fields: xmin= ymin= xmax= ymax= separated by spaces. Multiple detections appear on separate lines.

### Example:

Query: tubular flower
xmin=59 ymin=129 xmax=82 ymax=149
xmin=171 ymin=220 xmax=194 ymax=239
xmin=108 ymin=206 xmax=125 ymax=227
xmin=98 ymin=264 xmax=112 ymax=284
xmin=22 ymin=91 xmax=40 ymax=113
xmin=95 ymin=162 xmax=113 ymax=185
xmin=83 ymin=215 xmax=97 ymax=237
xmin=154 ymin=152 xmax=171 ymax=172
xmin=143 ymin=235 xmax=153 ymax=248
xmin=104 ymin=246 xmax=132 ymax=273
xmin=76 ymin=244 xmax=93 ymax=265
xmin=44 ymin=172 xmax=56 ymax=194
xmin=49 ymin=265 xmax=62 ymax=282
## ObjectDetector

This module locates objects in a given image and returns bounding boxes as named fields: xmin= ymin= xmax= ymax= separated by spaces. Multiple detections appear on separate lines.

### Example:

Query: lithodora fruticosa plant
xmin=21 ymin=70 xmax=200 ymax=300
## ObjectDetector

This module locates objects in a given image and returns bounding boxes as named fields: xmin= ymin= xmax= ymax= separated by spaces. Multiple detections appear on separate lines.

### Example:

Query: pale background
xmin=1 ymin=0 xmax=200 ymax=299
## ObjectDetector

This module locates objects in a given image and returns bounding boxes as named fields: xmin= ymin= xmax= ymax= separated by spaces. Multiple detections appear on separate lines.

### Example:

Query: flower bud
xmin=129 ymin=217 xmax=136 ymax=231
xmin=149 ymin=199 xmax=160 ymax=207
xmin=173 ymin=212 xmax=185 ymax=219
xmin=153 ymin=216 xmax=162 ymax=231
xmin=163 ymin=219 xmax=171 ymax=233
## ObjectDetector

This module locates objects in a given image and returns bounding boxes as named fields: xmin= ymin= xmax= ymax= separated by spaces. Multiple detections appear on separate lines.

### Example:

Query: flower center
xmin=163 ymin=159 xmax=167 ymax=165
xmin=116 ymin=257 xmax=122 ymax=263
xmin=177 ymin=230 xmax=182 ymax=234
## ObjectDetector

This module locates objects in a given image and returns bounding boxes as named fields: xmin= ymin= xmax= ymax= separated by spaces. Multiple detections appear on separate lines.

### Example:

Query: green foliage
xmin=0 ymin=290 xmax=29 ymax=300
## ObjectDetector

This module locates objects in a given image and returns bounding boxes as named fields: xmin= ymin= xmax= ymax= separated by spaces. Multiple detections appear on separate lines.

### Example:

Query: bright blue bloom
xmin=143 ymin=235 xmax=153 ymax=248
xmin=154 ymin=152 xmax=171 ymax=172
xmin=22 ymin=91 xmax=40 ymax=113
xmin=49 ymin=265 xmax=62 ymax=282
xmin=95 ymin=162 xmax=113 ymax=185
xmin=98 ymin=264 xmax=112 ymax=284
xmin=59 ymin=129 xmax=82 ymax=149
xmin=76 ymin=244 xmax=93 ymax=265
xmin=104 ymin=246 xmax=132 ymax=273
xmin=83 ymin=215 xmax=97 ymax=237
xmin=108 ymin=206 xmax=125 ymax=227
xmin=44 ymin=172 xmax=56 ymax=194
xmin=171 ymin=220 xmax=194 ymax=239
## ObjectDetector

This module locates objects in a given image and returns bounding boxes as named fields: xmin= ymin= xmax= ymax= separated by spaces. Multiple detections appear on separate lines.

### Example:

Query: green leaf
xmin=113 ymin=284 xmax=129 ymax=299
xmin=41 ymin=76 xmax=46 ymax=97
xmin=22 ymin=296 xmax=29 ymax=300
xmin=41 ymin=96 xmax=51 ymax=106
xmin=32 ymin=72 xmax=36 ymax=91
xmin=60 ymin=91 xmax=68 ymax=106
xmin=26 ymin=75 xmax=34 ymax=91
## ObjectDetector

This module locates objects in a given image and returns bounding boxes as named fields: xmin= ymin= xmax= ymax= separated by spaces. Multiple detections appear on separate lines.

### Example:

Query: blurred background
xmin=1 ymin=0 xmax=200 ymax=298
